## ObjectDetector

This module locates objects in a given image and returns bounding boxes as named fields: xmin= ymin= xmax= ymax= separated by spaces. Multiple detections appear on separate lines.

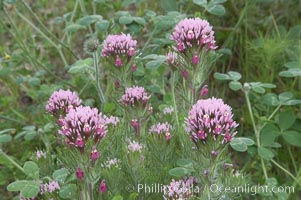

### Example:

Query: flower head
xmin=149 ymin=122 xmax=173 ymax=141
xmin=128 ymin=140 xmax=143 ymax=153
xmin=163 ymin=176 xmax=198 ymax=200
xmin=46 ymin=89 xmax=81 ymax=116
xmin=171 ymin=18 xmax=217 ymax=53
xmin=163 ymin=106 xmax=174 ymax=115
xmin=102 ymin=158 xmax=121 ymax=169
xmin=59 ymin=106 xmax=107 ymax=149
xmin=99 ymin=179 xmax=107 ymax=193
xmin=186 ymin=97 xmax=238 ymax=144
xmin=120 ymin=86 xmax=150 ymax=107
xmin=101 ymin=33 xmax=137 ymax=67
xmin=36 ymin=150 xmax=46 ymax=160
xmin=76 ymin=167 xmax=84 ymax=181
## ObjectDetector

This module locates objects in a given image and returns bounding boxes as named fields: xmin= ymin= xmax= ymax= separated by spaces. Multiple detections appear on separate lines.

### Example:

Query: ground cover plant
xmin=0 ymin=0 xmax=301 ymax=199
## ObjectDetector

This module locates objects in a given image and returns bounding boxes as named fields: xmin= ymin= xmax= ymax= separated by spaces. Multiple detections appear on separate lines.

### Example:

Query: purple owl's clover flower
xmin=149 ymin=122 xmax=173 ymax=141
xmin=186 ymin=97 xmax=238 ymax=145
xmin=59 ymin=106 xmax=107 ymax=150
xmin=46 ymin=89 xmax=82 ymax=123
xmin=101 ymin=33 xmax=137 ymax=68
xmin=169 ymin=18 xmax=217 ymax=67
xmin=171 ymin=18 xmax=217 ymax=53
xmin=120 ymin=86 xmax=150 ymax=107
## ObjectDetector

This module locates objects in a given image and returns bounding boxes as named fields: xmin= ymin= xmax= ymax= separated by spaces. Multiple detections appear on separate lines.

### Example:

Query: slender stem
xmin=93 ymin=52 xmax=105 ymax=106
xmin=244 ymin=91 xmax=268 ymax=181
xmin=1 ymin=12 xmax=74 ymax=87
xmin=20 ymin=0 xmax=78 ymax=59
xmin=0 ymin=150 xmax=25 ymax=174
xmin=271 ymin=159 xmax=301 ymax=187
xmin=0 ymin=115 xmax=26 ymax=125
xmin=288 ymin=146 xmax=297 ymax=175
xmin=171 ymin=72 xmax=179 ymax=127
xmin=15 ymin=10 xmax=68 ymax=66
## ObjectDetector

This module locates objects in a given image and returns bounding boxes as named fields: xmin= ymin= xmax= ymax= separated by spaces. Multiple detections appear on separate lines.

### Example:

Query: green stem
xmin=271 ymin=159 xmax=301 ymax=187
xmin=0 ymin=115 xmax=26 ymax=125
xmin=288 ymin=146 xmax=297 ymax=175
xmin=15 ymin=10 xmax=68 ymax=66
xmin=244 ymin=91 xmax=268 ymax=181
xmin=93 ymin=52 xmax=105 ymax=106
xmin=20 ymin=0 xmax=78 ymax=59
xmin=0 ymin=150 xmax=25 ymax=174
xmin=171 ymin=72 xmax=179 ymax=127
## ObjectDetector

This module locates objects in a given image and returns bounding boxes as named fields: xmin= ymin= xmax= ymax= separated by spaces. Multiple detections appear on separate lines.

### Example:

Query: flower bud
xmin=76 ymin=167 xmax=84 ymax=181
xmin=99 ymin=180 xmax=107 ymax=193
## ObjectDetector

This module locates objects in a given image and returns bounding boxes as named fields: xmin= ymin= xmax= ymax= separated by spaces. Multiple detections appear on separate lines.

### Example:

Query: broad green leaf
xmin=212 ymin=0 xmax=227 ymax=3
xmin=7 ymin=180 xmax=27 ymax=191
xmin=262 ymin=93 xmax=279 ymax=106
xmin=176 ymin=159 xmax=194 ymax=171
xmin=207 ymin=4 xmax=225 ymax=16
xmin=228 ymin=71 xmax=242 ymax=81
xmin=133 ymin=17 xmax=146 ymax=26
xmin=146 ymin=60 xmax=165 ymax=69
xmin=59 ymin=184 xmax=77 ymax=199
xmin=282 ymin=130 xmax=301 ymax=147
xmin=23 ymin=161 xmax=39 ymax=179
xmin=284 ymin=61 xmax=301 ymax=68
xmin=119 ymin=16 xmax=133 ymax=25
xmin=278 ymin=110 xmax=296 ymax=131
xmin=0 ymin=134 xmax=12 ymax=143
xmin=283 ymin=99 xmax=301 ymax=106
xmin=260 ymin=124 xmax=280 ymax=147
xmin=258 ymin=147 xmax=274 ymax=160
xmin=279 ymin=68 xmax=301 ymax=77
xmin=53 ymin=168 xmax=69 ymax=183
xmin=278 ymin=92 xmax=293 ymax=103
xmin=229 ymin=81 xmax=242 ymax=91
xmin=28 ymin=77 xmax=40 ymax=86
xmin=252 ymin=86 xmax=265 ymax=94
xmin=161 ymin=0 xmax=177 ymax=11
xmin=214 ymin=72 xmax=231 ymax=80
xmin=65 ymin=24 xmax=86 ymax=33
xmin=261 ymin=83 xmax=276 ymax=88
xmin=230 ymin=137 xmax=255 ymax=152
xmin=193 ymin=0 xmax=207 ymax=7
xmin=112 ymin=195 xmax=124 ymax=200
xmin=169 ymin=167 xmax=193 ymax=178
xmin=24 ymin=130 xmax=38 ymax=141
xmin=7 ymin=180 xmax=40 ymax=198
xmin=77 ymin=15 xmax=102 ymax=26
xmin=53 ymin=17 xmax=65 ymax=24
xmin=95 ymin=20 xmax=110 ymax=31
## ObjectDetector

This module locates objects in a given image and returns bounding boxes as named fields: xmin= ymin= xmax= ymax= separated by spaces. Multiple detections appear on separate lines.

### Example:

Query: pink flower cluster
xmin=127 ymin=140 xmax=143 ymax=153
xmin=40 ymin=180 xmax=60 ymax=194
xmin=102 ymin=158 xmax=121 ymax=169
xmin=186 ymin=97 xmax=238 ymax=144
xmin=171 ymin=18 xmax=217 ymax=53
xmin=46 ymin=89 xmax=81 ymax=116
xmin=149 ymin=122 xmax=173 ymax=141
xmin=163 ymin=106 xmax=174 ymax=115
xmin=36 ymin=150 xmax=46 ymax=160
xmin=120 ymin=86 xmax=150 ymax=107
xmin=101 ymin=33 xmax=137 ymax=67
xmin=59 ymin=106 xmax=107 ymax=149
xmin=100 ymin=115 xmax=120 ymax=127
xmin=163 ymin=176 xmax=198 ymax=200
